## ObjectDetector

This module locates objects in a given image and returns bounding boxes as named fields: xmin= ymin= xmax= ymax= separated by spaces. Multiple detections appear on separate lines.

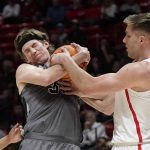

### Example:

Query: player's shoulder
xmin=118 ymin=60 xmax=150 ymax=77
xmin=133 ymin=60 xmax=150 ymax=71
xmin=17 ymin=63 xmax=35 ymax=70
xmin=121 ymin=60 xmax=150 ymax=71
xmin=16 ymin=63 xmax=36 ymax=75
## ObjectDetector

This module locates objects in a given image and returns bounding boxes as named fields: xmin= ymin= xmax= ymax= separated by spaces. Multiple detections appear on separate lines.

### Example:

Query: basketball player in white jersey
xmin=51 ymin=12 xmax=150 ymax=150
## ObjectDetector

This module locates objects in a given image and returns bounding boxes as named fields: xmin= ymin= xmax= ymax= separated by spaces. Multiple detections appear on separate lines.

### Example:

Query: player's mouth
xmin=35 ymin=53 xmax=42 ymax=59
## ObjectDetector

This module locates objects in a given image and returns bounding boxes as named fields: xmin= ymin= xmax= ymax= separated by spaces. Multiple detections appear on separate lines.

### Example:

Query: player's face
xmin=22 ymin=40 xmax=50 ymax=64
xmin=123 ymin=25 xmax=141 ymax=59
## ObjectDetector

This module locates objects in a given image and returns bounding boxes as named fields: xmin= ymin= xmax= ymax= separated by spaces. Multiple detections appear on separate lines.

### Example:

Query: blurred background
xmin=0 ymin=0 xmax=149 ymax=149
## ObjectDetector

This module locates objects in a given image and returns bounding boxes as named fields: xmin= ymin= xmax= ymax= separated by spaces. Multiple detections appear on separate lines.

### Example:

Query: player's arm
xmin=16 ymin=63 xmax=67 ymax=87
xmin=0 ymin=123 xmax=22 ymax=150
xmin=53 ymin=52 xmax=150 ymax=98
xmin=78 ymin=61 xmax=150 ymax=97
xmin=81 ymin=94 xmax=115 ymax=115
xmin=58 ymin=81 xmax=114 ymax=115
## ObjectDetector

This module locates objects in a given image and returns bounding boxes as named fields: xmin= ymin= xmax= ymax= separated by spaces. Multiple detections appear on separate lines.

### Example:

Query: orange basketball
xmin=53 ymin=45 xmax=77 ymax=56
xmin=53 ymin=45 xmax=88 ymax=81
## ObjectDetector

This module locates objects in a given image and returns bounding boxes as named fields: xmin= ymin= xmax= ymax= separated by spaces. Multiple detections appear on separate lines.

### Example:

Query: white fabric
xmin=81 ymin=122 xmax=107 ymax=146
xmin=111 ymin=58 xmax=150 ymax=149
xmin=2 ymin=3 xmax=20 ymax=18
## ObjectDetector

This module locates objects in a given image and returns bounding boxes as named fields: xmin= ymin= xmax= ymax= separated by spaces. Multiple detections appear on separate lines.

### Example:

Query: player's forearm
xmin=43 ymin=65 xmax=67 ymax=86
xmin=61 ymin=56 xmax=92 ymax=93
xmin=81 ymin=97 xmax=104 ymax=112
xmin=0 ymin=136 xmax=10 ymax=150
xmin=81 ymin=95 xmax=114 ymax=115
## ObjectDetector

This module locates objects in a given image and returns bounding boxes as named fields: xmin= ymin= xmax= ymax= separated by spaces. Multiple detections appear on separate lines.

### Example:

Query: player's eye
xmin=24 ymin=49 xmax=30 ymax=54
xmin=32 ymin=43 xmax=38 ymax=48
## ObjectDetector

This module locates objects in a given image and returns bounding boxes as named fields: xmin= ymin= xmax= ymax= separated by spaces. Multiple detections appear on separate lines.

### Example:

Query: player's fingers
xmin=70 ymin=42 xmax=80 ymax=48
xmin=60 ymin=47 xmax=68 ymax=53
xmin=14 ymin=127 xmax=20 ymax=133
xmin=71 ymin=42 xmax=88 ymax=50
xmin=62 ymin=91 xmax=77 ymax=95
xmin=20 ymin=129 xmax=24 ymax=136
xmin=19 ymin=125 xmax=23 ymax=131
xmin=71 ymin=43 xmax=89 ymax=54
xmin=57 ymin=80 xmax=71 ymax=86
xmin=70 ymin=43 xmax=81 ymax=52
xmin=12 ymin=123 xmax=20 ymax=129
xmin=60 ymin=86 xmax=72 ymax=91
xmin=61 ymin=47 xmax=72 ymax=57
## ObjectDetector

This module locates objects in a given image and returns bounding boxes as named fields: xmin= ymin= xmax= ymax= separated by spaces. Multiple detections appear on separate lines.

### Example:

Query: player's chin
xmin=36 ymin=57 xmax=48 ymax=64
xmin=127 ymin=53 xmax=134 ymax=59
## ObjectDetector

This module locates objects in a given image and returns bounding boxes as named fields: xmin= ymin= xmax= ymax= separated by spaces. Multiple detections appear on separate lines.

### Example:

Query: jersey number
xmin=48 ymin=83 xmax=59 ymax=94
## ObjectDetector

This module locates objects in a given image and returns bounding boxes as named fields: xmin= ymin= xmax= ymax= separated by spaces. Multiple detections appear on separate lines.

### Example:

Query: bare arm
xmin=0 ymin=123 xmax=22 ymax=150
xmin=58 ymin=80 xmax=114 ymax=115
xmin=16 ymin=63 xmax=66 ymax=87
xmin=52 ymin=51 xmax=150 ymax=98
xmin=81 ymin=94 xmax=115 ymax=115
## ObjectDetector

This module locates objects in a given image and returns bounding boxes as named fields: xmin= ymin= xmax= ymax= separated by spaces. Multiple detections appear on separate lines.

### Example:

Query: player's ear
xmin=21 ymin=53 xmax=29 ymax=63
xmin=43 ymin=40 xmax=49 ymax=48
xmin=139 ymin=35 xmax=145 ymax=44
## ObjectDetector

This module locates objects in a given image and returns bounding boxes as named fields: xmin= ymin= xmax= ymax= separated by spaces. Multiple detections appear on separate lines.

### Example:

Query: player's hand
xmin=58 ymin=80 xmax=85 ymax=97
xmin=7 ymin=123 xmax=23 ymax=144
xmin=51 ymin=47 xmax=71 ymax=65
xmin=71 ymin=43 xmax=91 ymax=64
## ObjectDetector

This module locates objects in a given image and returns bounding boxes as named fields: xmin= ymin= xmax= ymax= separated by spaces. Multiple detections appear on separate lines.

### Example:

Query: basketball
xmin=53 ymin=45 xmax=88 ymax=81
xmin=53 ymin=45 xmax=77 ymax=56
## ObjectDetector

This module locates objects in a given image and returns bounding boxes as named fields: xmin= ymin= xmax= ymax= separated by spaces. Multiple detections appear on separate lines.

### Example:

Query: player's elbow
xmin=101 ymin=104 xmax=114 ymax=116
xmin=102 ymin=109 xmax=113 ymax=116
xmin=40 ymin=78 xmax=50 ymax=86
xmin=40 ymin=75 xmax=55 ymax=86
xmin=44 ymin=77 xmax=57 ymax=86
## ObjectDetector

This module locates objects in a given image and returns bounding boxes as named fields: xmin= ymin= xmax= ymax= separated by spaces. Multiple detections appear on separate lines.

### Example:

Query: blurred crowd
xmin=0 ymin=0 xmax=149 ymax=149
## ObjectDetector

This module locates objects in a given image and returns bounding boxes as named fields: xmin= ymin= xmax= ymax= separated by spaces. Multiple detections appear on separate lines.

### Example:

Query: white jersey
xmin=112 ymin=58 xmax=150 ymax=149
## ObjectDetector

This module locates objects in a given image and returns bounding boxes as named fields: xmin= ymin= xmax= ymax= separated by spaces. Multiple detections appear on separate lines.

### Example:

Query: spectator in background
xmin=1 ymin=59 xmax=15 ymax=86
xmin=119 ymin=0 xmax=141 ymax=19
xmin=0 ymin=59 xmax=16 ymax=132
xmin=95 ymin=137 xmax=112 ymax=150
xmin=0 ymin=84 xmax=14 ymax=132
xmin=87 ymin=57 xmax=102 ymax=76
xmin=95 ymin=38 xmax=115 ymax=73
xmin=21 ymin=0 xmax=49 ymax=22
xmin=21 ymin=0 xmax=39 ymax=22
xmin=50 ymin=23 xmax=69 ymax=48
xmin=0 ymin=130 xmax=5 ymax=139
xmin=68 ymin=19 xmax=87 ymax=46
xmin=100 ymin=0 xmax=118 ymax=27
xmin=81 ymin=110 xmax=107 ymax=150
xmin=0 ymin=0 xmax=6 ymax=14
xmin=69 ymin=0 xmax=83 ymax=10
xmin=45 ymin=0 xmax=67 ymax=28
xmin=101 ymin=0 xmax=118 ymax=20
xmin=2 ymin=0 xmax=21 ymax=24
xmin=11 ymin=104 xmax=26 ymax=126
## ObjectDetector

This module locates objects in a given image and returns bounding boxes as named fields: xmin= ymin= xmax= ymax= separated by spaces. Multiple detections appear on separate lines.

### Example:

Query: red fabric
xmin=125 ymin=89 xmax=143 ymax=145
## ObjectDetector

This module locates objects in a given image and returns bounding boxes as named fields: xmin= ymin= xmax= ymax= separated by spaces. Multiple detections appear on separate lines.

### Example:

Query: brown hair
xmin=14 ymin=28 xmax=55 ymax=59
